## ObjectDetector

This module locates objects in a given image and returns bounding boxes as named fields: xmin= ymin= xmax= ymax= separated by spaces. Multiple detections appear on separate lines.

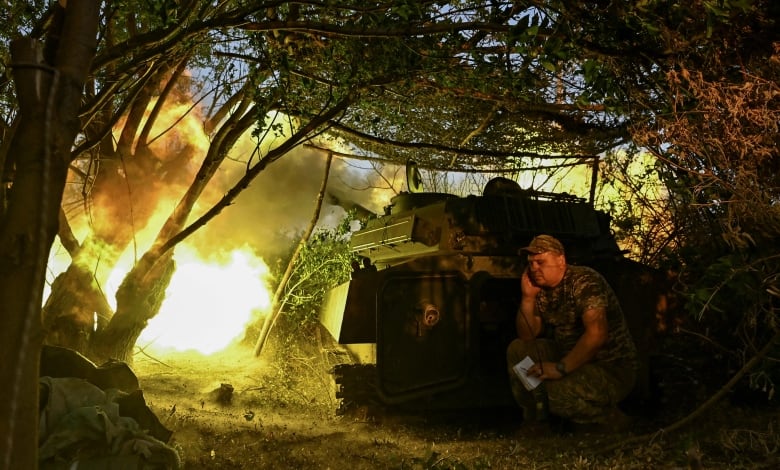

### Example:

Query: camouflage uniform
xmin=507 ymin=265 xmax=638 ymax=424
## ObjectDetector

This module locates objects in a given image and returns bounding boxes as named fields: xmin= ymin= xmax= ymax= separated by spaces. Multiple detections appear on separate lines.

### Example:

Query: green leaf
xmin=541 ymin=60 xmax=556 ymax=73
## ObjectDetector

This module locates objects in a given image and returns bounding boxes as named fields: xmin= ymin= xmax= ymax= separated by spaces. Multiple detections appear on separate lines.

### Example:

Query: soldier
xmin=507 ymin=235 xmax=637 ymax=432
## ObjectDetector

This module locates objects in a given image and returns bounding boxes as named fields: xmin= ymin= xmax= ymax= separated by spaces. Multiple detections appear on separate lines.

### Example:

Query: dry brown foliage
xmin=631 ymin=43 xmax=780 ymax=251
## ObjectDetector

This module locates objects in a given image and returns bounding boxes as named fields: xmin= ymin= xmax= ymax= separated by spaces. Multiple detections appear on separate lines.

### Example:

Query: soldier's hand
xmin=521 ymin=269 xmax=541 ymax=298
xmin=528 ymin=361 xmax=564 ymax=380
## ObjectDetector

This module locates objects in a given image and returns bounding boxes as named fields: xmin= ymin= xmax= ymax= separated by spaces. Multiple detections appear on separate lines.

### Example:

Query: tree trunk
xmin=42 ymin=151 xmax=170 ymax=352
xmin=0 ymin=1 xmax=99 ymax=467
xmin=41 ymin=263 xmax=109 ymax=352
xmin=89 ymin=254 xmax=176 ymax=363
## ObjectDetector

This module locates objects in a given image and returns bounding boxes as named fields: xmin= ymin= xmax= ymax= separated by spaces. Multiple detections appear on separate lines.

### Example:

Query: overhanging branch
xmin=302 ymin=143 xmax=597 ymax=173
xmin=326 ymin=121 xmax=596 ymax=163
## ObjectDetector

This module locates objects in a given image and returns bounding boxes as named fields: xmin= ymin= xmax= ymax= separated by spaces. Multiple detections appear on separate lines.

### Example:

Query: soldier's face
xmin=526 ymin=252 xmax=566 ymax=287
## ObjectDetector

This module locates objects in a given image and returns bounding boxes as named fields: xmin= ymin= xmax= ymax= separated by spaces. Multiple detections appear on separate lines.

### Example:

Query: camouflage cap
xmin=519 ymin=235 xmax=565 ymax=255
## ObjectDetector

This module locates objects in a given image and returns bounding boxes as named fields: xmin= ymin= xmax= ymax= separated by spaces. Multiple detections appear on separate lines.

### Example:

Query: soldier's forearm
xmin=516 ymin=298 xmax=541 ymax=339
xmin=561 ymin=327 xmax=606 ymax=372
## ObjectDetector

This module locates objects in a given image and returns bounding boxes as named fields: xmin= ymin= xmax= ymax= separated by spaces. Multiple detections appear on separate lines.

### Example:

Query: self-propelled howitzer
xmin=320 ymin=177 xmax=663 ymax=414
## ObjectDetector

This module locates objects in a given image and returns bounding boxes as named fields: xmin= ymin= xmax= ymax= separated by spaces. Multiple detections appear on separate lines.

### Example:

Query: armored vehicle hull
xmin=320 ymin=181 xmax=663 ymax=413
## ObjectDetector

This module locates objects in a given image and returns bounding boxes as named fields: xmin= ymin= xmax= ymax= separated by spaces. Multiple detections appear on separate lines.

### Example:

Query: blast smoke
xmin=188 ymin=145 xmax=397 ymax=259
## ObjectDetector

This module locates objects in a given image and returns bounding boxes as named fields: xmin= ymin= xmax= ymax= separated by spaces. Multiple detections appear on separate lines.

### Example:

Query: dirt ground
xmin=132 ymin=342 xmax=779 ymax=470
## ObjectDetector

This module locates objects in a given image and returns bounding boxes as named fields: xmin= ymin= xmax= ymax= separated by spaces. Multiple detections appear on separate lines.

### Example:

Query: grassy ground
xmin=132 ymin=339 xmax=779 ymax=469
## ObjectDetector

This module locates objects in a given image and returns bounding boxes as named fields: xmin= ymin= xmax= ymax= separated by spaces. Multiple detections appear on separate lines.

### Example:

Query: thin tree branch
xmin=254 ymin=151 xmax=334 ymax=357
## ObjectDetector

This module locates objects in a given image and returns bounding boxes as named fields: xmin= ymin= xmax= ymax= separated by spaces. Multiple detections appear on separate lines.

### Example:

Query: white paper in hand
xmin=512 ymin=356 xmax=542 ymax=391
